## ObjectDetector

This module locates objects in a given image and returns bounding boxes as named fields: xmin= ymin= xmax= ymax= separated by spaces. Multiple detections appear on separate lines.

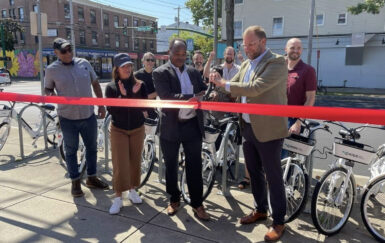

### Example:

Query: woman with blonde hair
xmin=105 ymin=53 xmax=148 ymax=214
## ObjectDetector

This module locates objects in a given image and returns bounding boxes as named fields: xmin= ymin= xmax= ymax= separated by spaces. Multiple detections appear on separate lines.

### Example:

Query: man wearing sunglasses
xmin=134 ymin=52 xmax=157 ymax=119
xmin=44 ymin=38 xmax=108 ymax=198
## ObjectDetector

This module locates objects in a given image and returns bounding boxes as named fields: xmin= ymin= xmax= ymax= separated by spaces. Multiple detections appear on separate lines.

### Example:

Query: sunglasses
xmin=60 ymin=48 xmax=72 ymax=54
xmin=146 ymin=59 xmax=155 ymax=62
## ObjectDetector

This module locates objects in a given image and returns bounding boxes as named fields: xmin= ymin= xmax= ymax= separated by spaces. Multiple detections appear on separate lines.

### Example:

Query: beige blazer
xmin=228 ymin=49 xmax=289 ymax=142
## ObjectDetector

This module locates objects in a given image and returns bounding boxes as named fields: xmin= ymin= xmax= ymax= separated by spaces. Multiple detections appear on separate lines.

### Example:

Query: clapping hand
xmin=118 ymin=80 xmax=127 ymax=96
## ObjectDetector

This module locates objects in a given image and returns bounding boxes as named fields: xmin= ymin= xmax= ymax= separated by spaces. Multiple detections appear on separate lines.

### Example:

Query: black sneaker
xmin=85 ymin=176 xmax=109 ymax=189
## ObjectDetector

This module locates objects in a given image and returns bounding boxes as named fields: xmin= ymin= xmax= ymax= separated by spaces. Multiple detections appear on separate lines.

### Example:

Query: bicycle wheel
xmin=269 ymin=158 xmax=309 ymax=223
xmin=181 ymin=149 xmax=216 ymax=205
xmin=46 ymin=114 xmax=58 ymax=146
xmin=311 ymin=167 xmax=355 ymax=235
xmin=138 ymin=139 xmax=156 ymax=188
xmin=0 ymin=122 xmax=11 ymax=151
xmin=361 ymin=174 xmax=385 ymax=242
xmin=59 ymin=137 xmax=86 ymax=178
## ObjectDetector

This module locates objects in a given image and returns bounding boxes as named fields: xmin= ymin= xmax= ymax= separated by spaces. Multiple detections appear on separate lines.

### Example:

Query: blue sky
xmin=91 ymin=0 xmax=194 ymax=26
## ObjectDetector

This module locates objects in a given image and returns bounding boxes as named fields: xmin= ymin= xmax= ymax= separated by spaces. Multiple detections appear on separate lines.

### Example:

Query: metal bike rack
xmin=156 ymin=135 xmax=165 ymax=183
xmin=17 ymin=104 xmax=50 ymax=159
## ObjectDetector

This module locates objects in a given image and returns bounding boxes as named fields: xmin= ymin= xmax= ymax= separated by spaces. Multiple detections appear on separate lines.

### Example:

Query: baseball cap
xmin=53 ymin=38 xmax=71 ymax=50
xmin=113 ymin=53 xmax=133 ymax=67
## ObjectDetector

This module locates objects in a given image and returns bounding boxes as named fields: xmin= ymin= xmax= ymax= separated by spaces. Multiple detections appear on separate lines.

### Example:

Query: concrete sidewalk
xmin=0 ymin=127 xmax=379 ymax=242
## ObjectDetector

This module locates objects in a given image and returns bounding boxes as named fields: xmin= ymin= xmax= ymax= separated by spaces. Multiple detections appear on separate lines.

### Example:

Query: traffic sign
xmin=137 ymin=26 xmax=152 ymax=32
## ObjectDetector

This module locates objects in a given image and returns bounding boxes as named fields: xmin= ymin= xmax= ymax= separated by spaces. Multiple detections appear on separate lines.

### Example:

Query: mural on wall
xmin=0 ymin=50 xmax=40 ymax=78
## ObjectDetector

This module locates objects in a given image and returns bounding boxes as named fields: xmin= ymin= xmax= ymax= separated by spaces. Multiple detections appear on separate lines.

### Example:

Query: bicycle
xmin=58 ymin=114 xmax=111 ymax=178
xmin=311 ymin=121 xmax=385 ymax=236
xmin=179 ymin=110 xmax=241 ymax=204
xmin=266 ymin=119 xmax=332 ymax=223
xmin=0 ymin=89 xmax=58 ymax=151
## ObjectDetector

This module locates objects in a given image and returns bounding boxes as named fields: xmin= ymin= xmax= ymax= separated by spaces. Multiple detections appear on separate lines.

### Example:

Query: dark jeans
xmin=59 ymin=114 xmax=98 ymax=180
xmin=160 ymin=118 xmax=203 ymax=208
xmin=242 ymin=123 xmax=286 ymax=225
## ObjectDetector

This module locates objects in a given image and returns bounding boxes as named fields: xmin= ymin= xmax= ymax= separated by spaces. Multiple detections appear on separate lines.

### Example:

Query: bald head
xmin=285 ymin=38 xmax=303 ymax=61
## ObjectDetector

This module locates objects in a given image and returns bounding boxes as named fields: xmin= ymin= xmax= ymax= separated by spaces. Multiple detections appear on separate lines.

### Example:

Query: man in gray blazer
xmin=153 ymin=38 xmax=210 ymax=221
xmin=210 ymin=26 xmax=288 ymax=241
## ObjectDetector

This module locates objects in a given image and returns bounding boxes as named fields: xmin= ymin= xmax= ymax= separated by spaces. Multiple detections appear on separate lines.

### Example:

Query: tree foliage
xmin=348 ymin=0 xmax=385 ymax=14
xmin=169 ymin=31 xmax=213 ymax=57
xmin=185 ymin=0 xmax=222 ymax=27
xmin=0 ymin=19 xmax=24 ymax=51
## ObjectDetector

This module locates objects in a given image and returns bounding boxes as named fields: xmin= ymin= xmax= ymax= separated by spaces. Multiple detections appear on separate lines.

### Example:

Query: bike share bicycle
xmin=311 ymin=121 xmax=385 ymax=237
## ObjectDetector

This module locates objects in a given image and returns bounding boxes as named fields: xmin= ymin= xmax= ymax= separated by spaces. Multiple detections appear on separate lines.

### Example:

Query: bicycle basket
xmin=333 ymin=137 xmax=375 ymax=164
xmin=282 ymin=134 xmax=315 ymax=156
xmin=144 ymin=118 xmax=158 ymax=135
xmin=203 ymin=125 xmax=220 ymax=144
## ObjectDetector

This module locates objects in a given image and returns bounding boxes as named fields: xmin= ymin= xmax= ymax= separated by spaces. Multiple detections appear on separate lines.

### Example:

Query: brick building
xmin=0 ymin=0 xmax=164 ymax=79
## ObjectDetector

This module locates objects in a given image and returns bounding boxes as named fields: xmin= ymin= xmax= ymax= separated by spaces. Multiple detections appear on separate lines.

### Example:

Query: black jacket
xmin=105 ymin=79 xmax=148 ymax=130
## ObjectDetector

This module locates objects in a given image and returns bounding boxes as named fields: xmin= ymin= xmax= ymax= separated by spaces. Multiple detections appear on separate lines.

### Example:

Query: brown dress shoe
xmin=71 ymin=179 xmax=84 ymax=197
xmin=193 ymin=206 xmax=210 ymax=221
xmin=85 ymin=176 xmax=109 ymax=189
xmin=167 ymin=202 xmax=180 ymax=216
xmin=264 ymin=224 xmax=285 ymax=241
xmin=240 ymin=210 xmax=267 ymax=224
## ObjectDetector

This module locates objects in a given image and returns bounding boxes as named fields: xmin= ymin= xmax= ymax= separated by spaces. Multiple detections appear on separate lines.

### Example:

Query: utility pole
xmin=307 ymin=0 xmax=315 ymax=64
xmin=213 ymin=0 xmax=218 ymax=65
xmin=174 ymin=6 xmax=181 ymax=36
xmin=37 ymin=0 xmax=44 ymax=95
xmin=69 ymin=0 xmax=76 ymax=55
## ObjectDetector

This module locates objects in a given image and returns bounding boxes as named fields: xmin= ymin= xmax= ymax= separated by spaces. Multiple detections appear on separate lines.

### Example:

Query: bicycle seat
xmin=339 ymin=129 xmax=360 ymax=140
xmin=40 ymin=104 xmax=55 ymax=111
xmin=305 ymin=120 xmax=320 ymax=128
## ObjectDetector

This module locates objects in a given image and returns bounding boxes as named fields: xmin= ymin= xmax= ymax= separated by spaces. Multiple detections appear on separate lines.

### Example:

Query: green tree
xmin=169 ymin=31 xmax=213 ymax=57
xmin=0 ymin=19 xmax=24 ymax=51
xmin=185 ymin=0 xmax=222 ymax=27
xmin=348 ymin=0 xmax=385 ymax=14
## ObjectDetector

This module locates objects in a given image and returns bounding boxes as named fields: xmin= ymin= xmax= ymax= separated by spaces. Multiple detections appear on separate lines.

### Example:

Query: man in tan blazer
xmin=210 ymin=26 xmax=288 ymax=241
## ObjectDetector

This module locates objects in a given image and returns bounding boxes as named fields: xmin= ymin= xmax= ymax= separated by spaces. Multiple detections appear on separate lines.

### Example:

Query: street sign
xmin=186 ymin=39 xmax=194 ymax=51
xmin=30 ymin=12 xmax=48 ymax=36
xmin=137 ymin=26 xmax=152 ymax=32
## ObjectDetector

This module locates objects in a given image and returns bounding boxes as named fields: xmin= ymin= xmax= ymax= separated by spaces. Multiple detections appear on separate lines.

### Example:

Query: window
xmin=234 ymin=20 xmax=243 ymax=38
xmin=104 ymin=33 xmax=110 ymax=46
xmin=133 ymin=19 xmax=138 ymax=27
xmin=316 ymin=13 xmax=324 ymax=26
xmin=1 ymin=10 xmax=6 ymax=18
xmin=13 ymin=32 xmax=18 ymax=44
xmin=150 ymin=40 xmax=154 ymax=50
xmin=123 ymin=17 xmax=128 ymax=26
xmin=337 ymin=13 xmax=347 ymax=25
xmin=19 ymin=32 xmax=25 ymax=44
xmin=78 ymin=7 xmax=84 ymax=21
xmin=125 ymin=38 xmax=129 ymax=48
xmin=272 ymin=17 xmax=283 ymax=36
xmin=35 ymin=36 xmax=38 ymax=44
xmin=79 ymin=30 xmax=86 ymax=45
xmin=134 ymin=38 xmax=139 ymax=50
xmin=90 ymin=10 xmax=96 ymax=24
xmin=9 ymin=9 xmax=15 ymax=19
xmin=33 ymin=5 xmax=38 ymax=13
xmin=66 ymin=28 xmax=71 ymax=40
xmin=114 ymin=16 xmax=119 ymax=28
xmin=103 ymin=13 xmax=109 ymax=27
xmin=64 ymin=3 xmax=70 ymax=18
xmin=115 ymin=34 xmax=120 ymax=48
xmin=235 ymin=0 xmax=243 ymax=4
xmin=18 ymin=7 xmax=24 ymax=21
xmin=142 ymin=39 xmax=146 ymax=51
xmin=92 ymin=31 xmax=98 ymax=45
xmin=9 ymin=0 xmax=14 ymax=6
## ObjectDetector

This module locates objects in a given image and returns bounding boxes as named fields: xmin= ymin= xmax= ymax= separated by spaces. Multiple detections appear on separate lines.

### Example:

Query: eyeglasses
xmin=146 ymin=59 xmax=155 ymax=62
xmin=60 ymin=48 xmax=72 ymax=54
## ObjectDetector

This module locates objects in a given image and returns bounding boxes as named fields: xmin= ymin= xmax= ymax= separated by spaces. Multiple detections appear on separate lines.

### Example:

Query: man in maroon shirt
xmin=285 ymin=38 xmax=317 ymax=134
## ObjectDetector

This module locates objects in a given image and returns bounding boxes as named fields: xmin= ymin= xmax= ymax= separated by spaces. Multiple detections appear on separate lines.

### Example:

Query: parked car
xmin=0 ymin=68 xmax=11 ymax=85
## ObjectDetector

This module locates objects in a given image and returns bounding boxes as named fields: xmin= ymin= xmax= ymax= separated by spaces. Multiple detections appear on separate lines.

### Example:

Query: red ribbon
xmin=1 ymin=92 xmax=385 ymax=125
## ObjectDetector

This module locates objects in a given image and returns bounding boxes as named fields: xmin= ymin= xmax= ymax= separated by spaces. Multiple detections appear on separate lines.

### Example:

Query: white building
xmin=222 ymin=0 xmax=385 ymax=88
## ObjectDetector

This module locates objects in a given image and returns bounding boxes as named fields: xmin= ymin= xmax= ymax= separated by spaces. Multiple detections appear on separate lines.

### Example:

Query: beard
xmin=288 ymin=53 xmax=300 ymax=61
xmin=225 ymin=57 xmax=234 ymax=64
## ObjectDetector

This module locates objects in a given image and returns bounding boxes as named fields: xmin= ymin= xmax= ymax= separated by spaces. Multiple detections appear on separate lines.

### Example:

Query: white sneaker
xmin=128 ymin=189 xmax=142 ymax=204
xmin=109 ymin=197 xmax=122 ymax=214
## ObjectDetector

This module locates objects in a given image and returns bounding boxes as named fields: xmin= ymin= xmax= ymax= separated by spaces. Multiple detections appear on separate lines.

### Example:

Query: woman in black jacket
xmin=105 ymin=53 xmax=148 ymax=214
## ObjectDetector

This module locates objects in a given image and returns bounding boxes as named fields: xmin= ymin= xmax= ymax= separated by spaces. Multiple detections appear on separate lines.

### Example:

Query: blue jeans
xmin=59 ymin=114 xmax=97 ymax=180
xmin=281 ymin=118 xmax=297 ymax=159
